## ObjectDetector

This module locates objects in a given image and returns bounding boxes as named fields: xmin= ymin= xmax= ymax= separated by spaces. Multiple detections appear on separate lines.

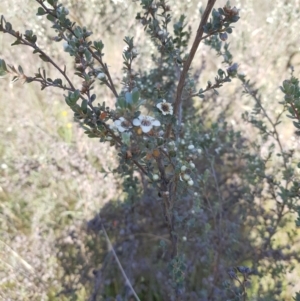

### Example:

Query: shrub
xmin=0 ymin=0 xmax=299 ymax=300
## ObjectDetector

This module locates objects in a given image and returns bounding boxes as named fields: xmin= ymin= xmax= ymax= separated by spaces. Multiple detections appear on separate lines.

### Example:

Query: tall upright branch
xmin=166 ymin=0 xmax=216 ymax=137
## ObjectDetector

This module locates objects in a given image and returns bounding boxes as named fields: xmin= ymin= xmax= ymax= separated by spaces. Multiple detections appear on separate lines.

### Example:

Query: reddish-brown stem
xmin=165 ymin=0 xmax=216 ymax=138
xmin=174 ymin=0 xmax=216 ymax=112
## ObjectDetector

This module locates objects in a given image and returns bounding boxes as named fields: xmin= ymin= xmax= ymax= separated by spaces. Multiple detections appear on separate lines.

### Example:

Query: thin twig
xmin=99 ymin=216 xmax=141 ymax=301
xmin=0 ymin=27 xmax=75 ymax=90
xmin=36 ymin=0 xmax=119 ymax=98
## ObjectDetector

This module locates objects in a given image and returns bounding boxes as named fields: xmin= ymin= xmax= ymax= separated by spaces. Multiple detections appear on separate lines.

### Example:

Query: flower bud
xmin=183 ymin=173 xmax=190 ymax=181
xmin=219 ymin=32 xmax=228 ymax=41
xmin=181 ymin=165 xmax=187 ymax=172
xmin=97 ymin=72 xmax=106 ymax=80
xmin=153 ymin=174 xmax=159 ymax=181
xmin=188 ymin=179 xmax=194 ymax=186
xmin=227 ymin=63 xmax=238 ymax=77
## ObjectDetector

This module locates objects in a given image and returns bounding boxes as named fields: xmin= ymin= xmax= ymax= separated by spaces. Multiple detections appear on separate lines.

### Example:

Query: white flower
xmin=132 ymin=115 xmax=161 ymax=133
xmin=156 ymin=99 xmax=173 ymax=115
xmin=182 ymin=236 xmax=187 ymax=241
xmin=114 ymin=117 xmax=132 ymax=132
xmin=97 ymin=72 xmax=106 ymax=80
xmin=189 ymin=162 xmax=195 ymax=169
xmin=108 ymin=123 xmax=119 ymax=136
xmin=188 ymin=144 xmax=195 ymax=150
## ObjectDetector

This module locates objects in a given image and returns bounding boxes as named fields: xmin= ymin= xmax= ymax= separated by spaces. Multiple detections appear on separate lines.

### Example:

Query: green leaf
xmin=81 ymin=99 xmax=88 ymax=114
xmin=218 ymin=8 xmax=225 ymax=15
xmin=47 ymin=0 xmax=55 ymax=7
xmin=93 ymin=40 xmax=104 ymax=52
xmin=90 ymin=94 xmax=96 ymax=102
xmin=117 ymin=97 xmax=126 ymax=109
xmin=53 ymin=78 xmax=62 ymax=86
xmin=293 ymin=121 xmax=300 ymax=129
xmin=74 ymin=26 xmax=82 ymax=38
xmin=121 ymin=132 xmax=132 ymax=146
xmin=0 ymin=59 xmax=8 ymax=72
xmin=31 ymin=35 xmax=37 ymax=44
xmin=39 ymin=54 xmax=50 ymax=62
xmin=5 ymin=22 xmax=12 ymax=31
xmin=125 ymin=91 xmax=132 ymax=104
xmin=12 ymin=75 xmax=19 ymax=82
xmin=11 ymin=39 xmax=22 ymax=46
xmin=84 ymin=49 xmax=92 ymax=62
xmin=72 ymin=90 xmax=80 ymax=101
xmin=18 ymin=65 xmax=24 ymax=74
xmin=296 ymin=215 xmax=300 ymax=228
xmin=293 ymin=292 xmax=300 ymax=301
xmin=24 ymin=30 xmax=36 ymax=44
xmin=36 ymin=7 xmax=47 ymax=16
xmin=46 ymin=14 xmax=56 ymax=22
xmin=218 ymin=68 xmax=225 ymax=77
xmin=25 ymin=30 xmax=33 ymax=37
xmin=132 ymin=88 xmax=140 ymax=103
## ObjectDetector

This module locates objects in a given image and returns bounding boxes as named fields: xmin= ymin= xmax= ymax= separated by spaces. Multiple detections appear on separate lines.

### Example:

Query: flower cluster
xmin=114 ymin=114 xmax=161 ymax=134
xmin=180 ymin=165 xmax=194 ymax=186
xmin=112 ymin=97 xmax=173 ymax=136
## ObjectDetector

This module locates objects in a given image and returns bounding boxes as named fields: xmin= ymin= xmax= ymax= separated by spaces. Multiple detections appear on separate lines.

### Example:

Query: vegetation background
xmin=0 ymin=0 xmax=300 ymax=300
